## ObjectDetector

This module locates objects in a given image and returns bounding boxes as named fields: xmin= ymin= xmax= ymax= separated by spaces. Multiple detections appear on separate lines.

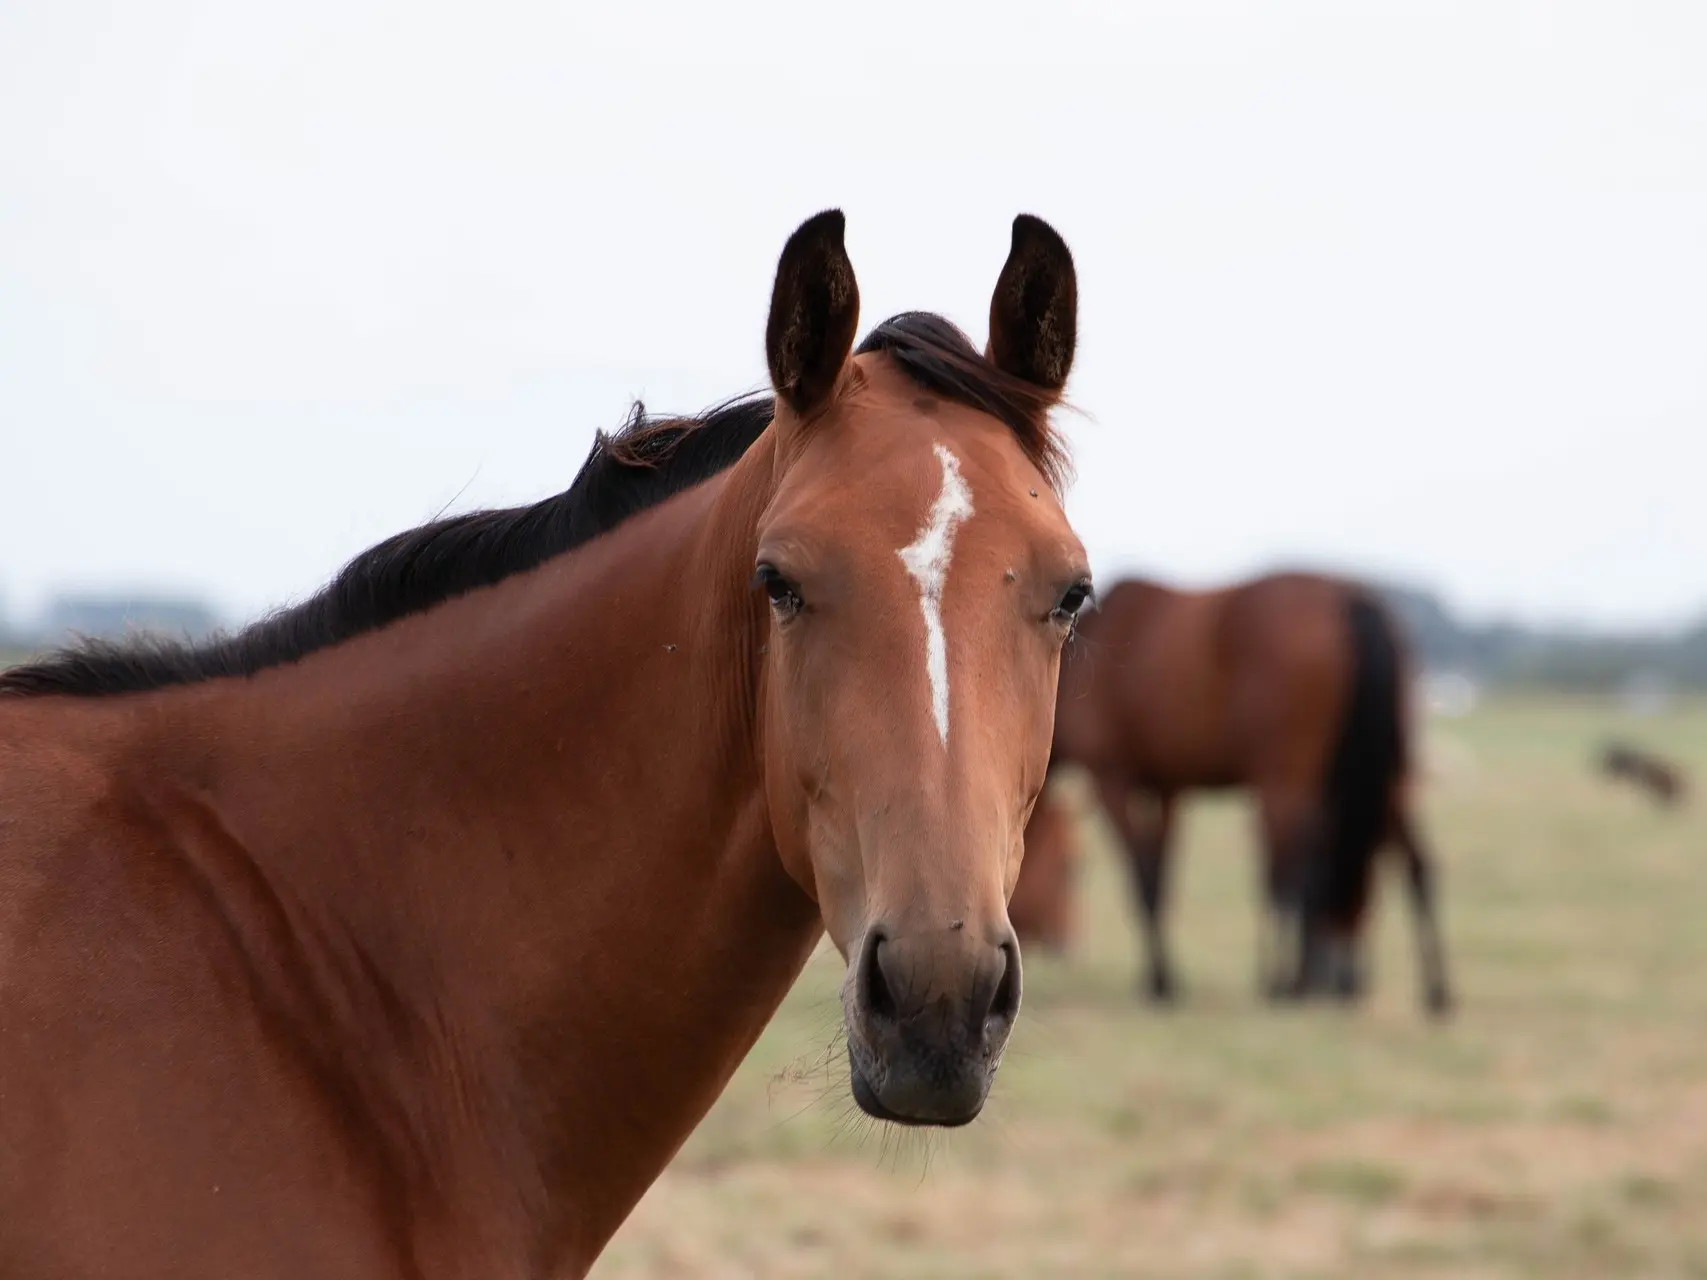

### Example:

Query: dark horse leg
xmin=1257 ymin=788 xmax=1324 ymax=1002
xmin=1391 ymin=802 xmax=1454 ymax=1017
xmin=1094 ymin=773 xmax=1178 ymax=1002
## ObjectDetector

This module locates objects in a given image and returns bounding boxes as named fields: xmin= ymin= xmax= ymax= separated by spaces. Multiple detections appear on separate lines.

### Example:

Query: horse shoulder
xmin=0 ymin=707 xmax=428 ymax=1276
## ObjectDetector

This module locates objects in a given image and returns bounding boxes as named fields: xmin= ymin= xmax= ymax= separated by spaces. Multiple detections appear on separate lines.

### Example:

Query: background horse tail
xmin=1312 ymin=589 xmax=1407 ymax=960
xmin=1315 ymin=587 xmax=1456 ymax=1015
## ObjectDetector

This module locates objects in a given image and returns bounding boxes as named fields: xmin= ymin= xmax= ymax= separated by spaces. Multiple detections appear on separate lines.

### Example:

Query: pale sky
xmin=2 ymin=0 xmax=1703 ymax=632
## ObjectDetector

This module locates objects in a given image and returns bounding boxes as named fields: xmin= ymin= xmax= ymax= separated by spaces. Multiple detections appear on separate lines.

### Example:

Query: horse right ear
xmin=987 ymin=214 xmax=1077 ymax=394
xmin=765 ymin=210 xmax=860 ymax=418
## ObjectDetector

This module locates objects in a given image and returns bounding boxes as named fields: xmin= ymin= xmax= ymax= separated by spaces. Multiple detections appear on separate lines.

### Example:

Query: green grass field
xmin=594 ymin=698 xmax=1707 ymax=1278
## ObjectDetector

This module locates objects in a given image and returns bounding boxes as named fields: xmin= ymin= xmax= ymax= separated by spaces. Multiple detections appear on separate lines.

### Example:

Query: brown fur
xmin=0 ymin=213 xmax=1091 ymax=1278
xmin=1006 ymin=778 xmax=1079 ymax=953
xmin=1018 ymin=572 xmax=1452 ymax=1015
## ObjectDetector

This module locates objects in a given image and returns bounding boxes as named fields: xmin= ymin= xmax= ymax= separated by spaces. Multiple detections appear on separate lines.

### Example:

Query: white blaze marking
xmin=897 ymin=443 xmax=975 ymax=747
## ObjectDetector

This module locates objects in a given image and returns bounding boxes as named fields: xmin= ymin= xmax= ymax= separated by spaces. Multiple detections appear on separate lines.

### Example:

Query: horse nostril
xmin=860 ymin=929 xmax=898 ymax=1023
xmin=989 ymin=940 xmax=1021 ymax=1027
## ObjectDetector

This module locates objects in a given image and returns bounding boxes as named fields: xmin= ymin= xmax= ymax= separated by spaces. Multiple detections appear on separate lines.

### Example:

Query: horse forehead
xmin=811 ymin=408 xmax=1037 ymax=521
xmin=806 ymin=443 xmax=1040 ymax=566
xmin=772 ymin=388 xmax=1055 ymax=557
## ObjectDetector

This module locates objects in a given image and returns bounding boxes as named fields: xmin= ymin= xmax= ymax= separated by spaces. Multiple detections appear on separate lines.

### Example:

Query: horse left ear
xmin=766 ymin=209 xmax=861 ymax=417
xmin=987 ymin=214 xmax=1077 ymax=393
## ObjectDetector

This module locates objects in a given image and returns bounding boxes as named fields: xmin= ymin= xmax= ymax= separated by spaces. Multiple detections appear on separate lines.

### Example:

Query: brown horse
xmin=1024 ymin=572 xmax=1452 ymax=1015
xmin=1005 ymin=773 xmax=1081 ymax=953
xmin=0 ymin=212 xmax=1094 ymax=1278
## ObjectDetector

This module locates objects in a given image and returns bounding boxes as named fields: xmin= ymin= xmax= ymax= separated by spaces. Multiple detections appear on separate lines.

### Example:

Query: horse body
xmin=1004 ymin=769 xmax=1078 ymax=952
xmin=0 ymin=465 xmax=820 ymax=1276
xmin=1032 ymin=572 xmax=1452 ymax=1014
xmin=1055 ymin=577 xmax=1346 ymax=791
xmin=0 ymin=212 xmax=1092 ymax=1277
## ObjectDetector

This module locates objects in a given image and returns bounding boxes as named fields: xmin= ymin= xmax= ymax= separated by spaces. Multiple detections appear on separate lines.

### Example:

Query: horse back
xmin=1054 ymin=580 xmax=1239 ymax=786
xmin=1218 ymin=574 xmax=1360 ymax=789
xmin=1054 ymin=574 xmax=1357 ymax=793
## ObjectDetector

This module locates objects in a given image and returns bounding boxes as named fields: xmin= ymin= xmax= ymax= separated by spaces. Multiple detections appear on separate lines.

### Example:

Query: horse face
xmin=754 ymin=212 xmax=1088 ymax=1125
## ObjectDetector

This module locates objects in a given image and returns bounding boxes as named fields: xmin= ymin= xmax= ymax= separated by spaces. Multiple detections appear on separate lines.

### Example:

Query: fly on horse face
xmin=1021 ymin=573 xmax=1453 ymax=1016
xmin=0 ymin=212 xmax=1091 ymax=1279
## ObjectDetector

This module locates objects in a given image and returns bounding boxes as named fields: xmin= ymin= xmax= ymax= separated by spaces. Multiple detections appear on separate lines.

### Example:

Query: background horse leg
xmin=1134 ymin=793 xmax=1180 ymax=1002
xmin=1095 ymin=773 xmax=1179 ymax=1002
xmin=1257 ymin=788 xmax=1325 ymax=1002
xmin=1257 ymin=855 xmax=1297 ymax=1002
xmin=1391 ymin=802 xmax=1454 ymax=1017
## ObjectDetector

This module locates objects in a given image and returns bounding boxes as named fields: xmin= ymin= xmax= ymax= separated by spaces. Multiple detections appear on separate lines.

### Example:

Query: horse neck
xmin=204 ymin=437 xmax=821 ymax=1271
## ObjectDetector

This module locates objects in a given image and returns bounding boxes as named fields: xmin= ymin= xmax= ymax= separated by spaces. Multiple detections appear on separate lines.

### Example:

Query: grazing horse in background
xmin=1022 ymin=572 xmax=1452 ymax=1015
xmin=0 ymin=211 xmax=1094 ymax=1279
xmin=1600 ymin=741 xmax=1688 ymax=807
xmin=1005 ymin=771 xmax=1081 ymax=953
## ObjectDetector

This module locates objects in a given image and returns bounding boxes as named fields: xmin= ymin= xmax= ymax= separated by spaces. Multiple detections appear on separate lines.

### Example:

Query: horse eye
xmin=752 ymin=563 xmax=805 ymax=619
xmin=1050 ymin=580 xmax=1094 ymax=625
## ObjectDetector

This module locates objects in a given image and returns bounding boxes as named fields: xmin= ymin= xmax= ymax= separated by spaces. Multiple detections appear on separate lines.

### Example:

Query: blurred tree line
xmin=2 ymin=583 xmax=1703 ymax=694
xmin=1379 ymin=583 xmax=1707 ymax=693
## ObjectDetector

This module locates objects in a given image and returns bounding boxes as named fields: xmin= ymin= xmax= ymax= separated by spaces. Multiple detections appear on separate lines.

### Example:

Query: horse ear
xmin=987 ymin=214 xmax=1077 ymax=393
xmin=766 ymin=210 xmax=860 ymax=416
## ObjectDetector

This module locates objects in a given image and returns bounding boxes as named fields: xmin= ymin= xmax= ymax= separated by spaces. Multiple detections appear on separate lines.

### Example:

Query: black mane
xmin=2 ymin=312 xmax=1065 ymax=699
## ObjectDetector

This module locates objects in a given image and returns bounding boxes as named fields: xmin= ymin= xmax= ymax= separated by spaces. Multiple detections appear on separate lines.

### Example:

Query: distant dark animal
xmin=1019 ymin=573 xmax=1452 ymax=1016
xmin=1600 ymin=741 xmax=1688 ymax=807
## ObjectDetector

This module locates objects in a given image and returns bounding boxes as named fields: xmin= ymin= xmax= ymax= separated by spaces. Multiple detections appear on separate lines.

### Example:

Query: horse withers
xmin=1018 ymin=573 xmax=1453 ymax=1016
xmin=0 ymin=213 xmax=1091 ymax=1278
